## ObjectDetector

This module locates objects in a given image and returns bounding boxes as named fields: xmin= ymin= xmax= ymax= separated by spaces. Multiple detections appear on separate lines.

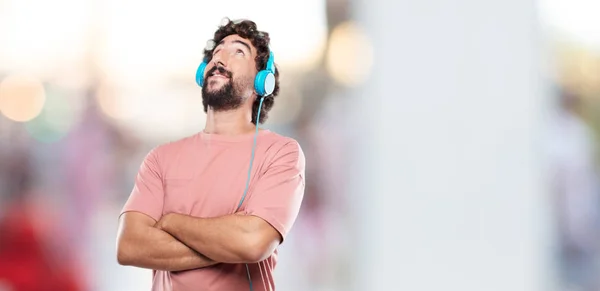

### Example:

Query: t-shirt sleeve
xmin=245 ymin=140 xmax=306 ymax=242
xmin=120 ymin=146 xmax=165 ymax=222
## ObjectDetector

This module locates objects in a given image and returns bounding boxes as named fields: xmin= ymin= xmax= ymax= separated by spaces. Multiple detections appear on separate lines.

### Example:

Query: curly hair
xmin=202 ymin=18 xmax=280 ymax=125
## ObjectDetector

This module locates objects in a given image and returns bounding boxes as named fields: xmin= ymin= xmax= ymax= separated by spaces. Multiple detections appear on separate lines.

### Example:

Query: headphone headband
xmin=266 ymin=51 xmax=275 ymax=74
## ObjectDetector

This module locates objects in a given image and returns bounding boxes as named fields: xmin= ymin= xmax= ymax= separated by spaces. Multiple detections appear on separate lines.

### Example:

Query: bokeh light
xmin=326 ymin=21 xmax=373 ymax=87
xmin=0 ymin=74 xmax=46 ymax=122
xmin=96 ymin=82 xmax=130 ymax=120
xmin=555 ymin=44 xmax=600 ymax=98
xmin=25 ymin=87 xmax=83 ymax=143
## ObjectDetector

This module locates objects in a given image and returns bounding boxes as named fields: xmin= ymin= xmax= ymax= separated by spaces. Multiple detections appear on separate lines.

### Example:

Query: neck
xmin=204 ymin=106 xmax=256 ymax=136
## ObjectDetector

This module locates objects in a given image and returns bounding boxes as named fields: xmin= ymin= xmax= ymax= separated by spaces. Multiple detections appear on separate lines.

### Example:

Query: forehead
xmin=217 ymin=35 xmax=256 ymax=54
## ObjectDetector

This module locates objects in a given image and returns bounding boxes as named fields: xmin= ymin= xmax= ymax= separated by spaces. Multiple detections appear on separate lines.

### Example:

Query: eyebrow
xmin=216 ymin=39 xmax=252 ymax=53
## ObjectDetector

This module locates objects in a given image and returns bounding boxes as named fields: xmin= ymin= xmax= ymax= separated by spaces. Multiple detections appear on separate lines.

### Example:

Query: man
xmin=116 ymin=18 xmax=306 ymax=291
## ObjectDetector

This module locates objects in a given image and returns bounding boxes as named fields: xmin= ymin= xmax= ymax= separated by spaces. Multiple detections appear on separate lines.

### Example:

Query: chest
xmin=161 ymin=145 xmax=268 ymax=217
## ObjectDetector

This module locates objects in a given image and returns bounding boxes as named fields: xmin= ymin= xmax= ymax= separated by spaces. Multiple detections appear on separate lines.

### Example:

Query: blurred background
xmin=0 ymin=0 xmax=600 ymax=290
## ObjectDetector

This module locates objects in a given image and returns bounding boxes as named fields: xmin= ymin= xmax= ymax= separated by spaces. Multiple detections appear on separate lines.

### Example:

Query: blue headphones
xmin=195 ymin=51 xmax=276 ymax=97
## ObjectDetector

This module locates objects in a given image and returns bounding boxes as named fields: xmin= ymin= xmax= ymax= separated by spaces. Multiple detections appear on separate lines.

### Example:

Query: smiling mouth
xmin=208 ymin=66 xmax=232 ymax=80
xmin=210 ymin=74 xmax=229 ymax=80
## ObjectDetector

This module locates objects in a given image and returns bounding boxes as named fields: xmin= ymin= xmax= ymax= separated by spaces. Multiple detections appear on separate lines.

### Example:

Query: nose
xmin=211 ymin=51 xmax=229 ymax=68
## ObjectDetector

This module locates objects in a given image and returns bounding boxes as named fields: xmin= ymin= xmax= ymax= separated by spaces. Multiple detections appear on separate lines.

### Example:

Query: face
xmin=202 ymin=34 xmax=258 ymax=111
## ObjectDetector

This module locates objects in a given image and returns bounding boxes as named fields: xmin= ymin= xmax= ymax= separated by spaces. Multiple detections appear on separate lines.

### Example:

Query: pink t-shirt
xmin=121 ymin=130 xmax=306 ymax=291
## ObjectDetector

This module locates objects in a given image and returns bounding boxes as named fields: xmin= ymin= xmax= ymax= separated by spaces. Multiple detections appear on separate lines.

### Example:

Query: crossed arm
xmin=116 ymin=211 xmax=281 ymax=271
xmin=155 ymin=212 xmax=281 ymax=264
xmin=117 ymin=141 xmax=303 ymax=272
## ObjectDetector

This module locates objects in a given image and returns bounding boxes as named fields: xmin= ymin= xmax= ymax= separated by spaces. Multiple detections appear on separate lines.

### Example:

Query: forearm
xmin=118 ymin=225 xmax=218 ymax=271
xmin=159 ymin=214 xmax=257 ymax=264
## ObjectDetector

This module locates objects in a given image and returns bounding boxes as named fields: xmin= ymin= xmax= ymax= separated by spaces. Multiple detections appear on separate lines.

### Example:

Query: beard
xmin=202 ymin=66 xmax=252 ymax=112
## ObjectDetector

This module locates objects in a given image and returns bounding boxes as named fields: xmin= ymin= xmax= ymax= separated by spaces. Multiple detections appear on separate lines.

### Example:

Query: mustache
xmin=206 ymin=65 xmax=232 ymax=78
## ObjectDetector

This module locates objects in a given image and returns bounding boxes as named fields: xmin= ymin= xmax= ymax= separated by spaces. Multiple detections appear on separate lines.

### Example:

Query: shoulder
xmin=144 ymin=133 xmax=199 ymax=167
xmin=261 ymin=131 xmax=305 ymax=169
xmin=262 ymin=131 xmax=303 ymax=153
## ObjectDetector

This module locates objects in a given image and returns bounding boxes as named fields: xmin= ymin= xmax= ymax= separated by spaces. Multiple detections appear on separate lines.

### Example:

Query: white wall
xmin=348 ymin=0 xmax=558 ymax=290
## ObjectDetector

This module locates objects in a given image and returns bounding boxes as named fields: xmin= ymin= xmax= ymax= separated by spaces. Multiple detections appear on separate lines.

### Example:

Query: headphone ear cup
xmin=254 ymin=70 xmax=275 ymax=96
xmin=263 ymin=73 xmax=275 ymax=96
xmin=196 ymin=62 xmax=208 ymax=87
